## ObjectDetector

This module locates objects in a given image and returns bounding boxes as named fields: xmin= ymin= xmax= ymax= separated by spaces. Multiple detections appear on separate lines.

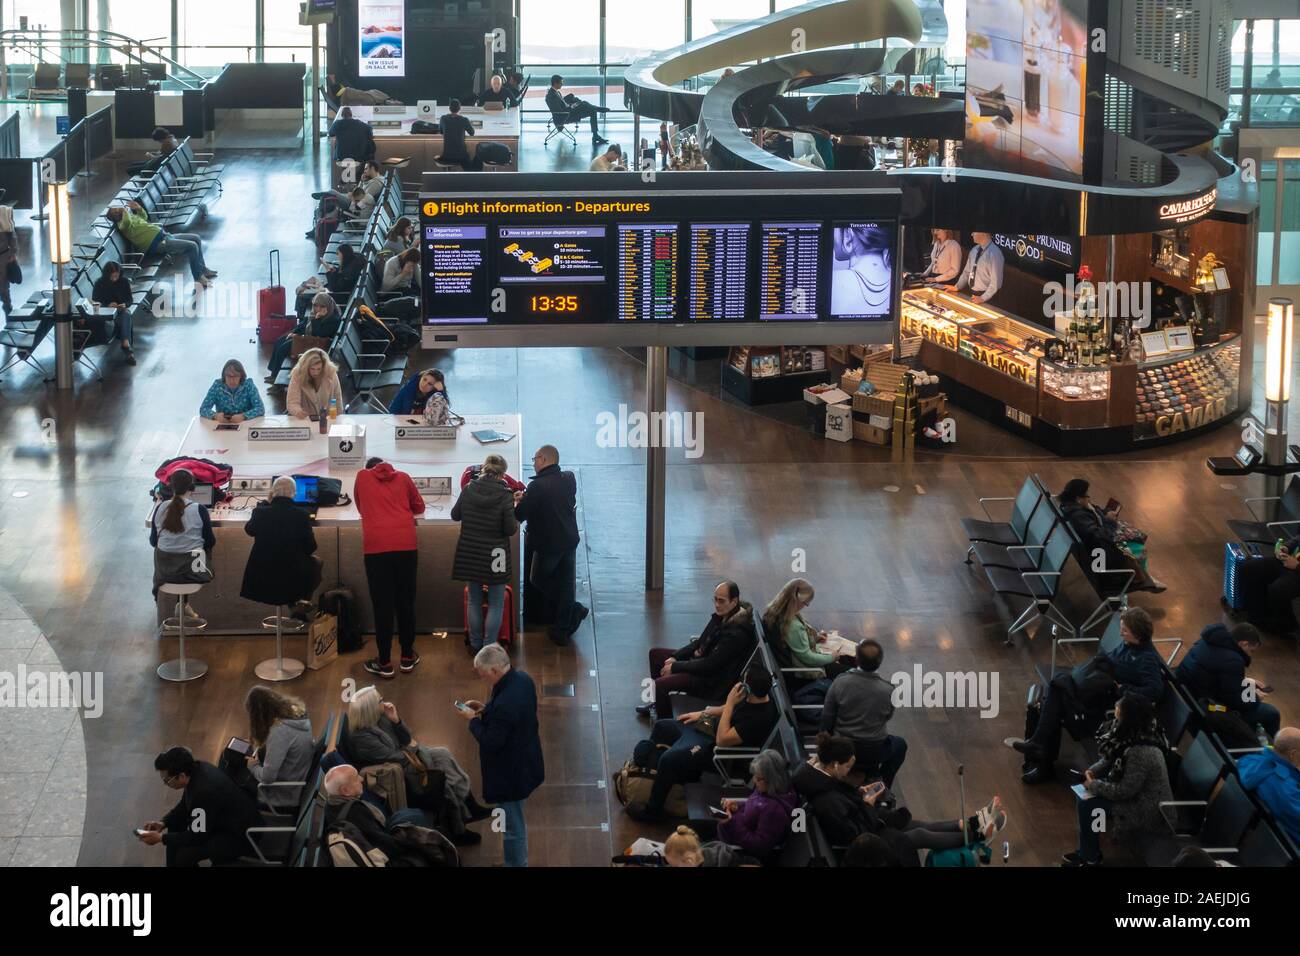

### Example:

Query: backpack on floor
xmin=614 ymin=752 xmax=687 ymax=818
xmin=320 ymin=586 xmax=364 ymax=652
xmin=327 ymin=821 xmax=388 ymax=867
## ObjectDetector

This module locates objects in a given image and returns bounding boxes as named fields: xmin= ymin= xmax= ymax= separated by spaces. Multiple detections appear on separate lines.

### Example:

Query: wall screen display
xmin=419 ymin=187 xmax=899 ymax=328
xmin=358 ymin=1 xmax=405 ymax=78
xmin=964 ymin=0 xmax=1088 ymax=182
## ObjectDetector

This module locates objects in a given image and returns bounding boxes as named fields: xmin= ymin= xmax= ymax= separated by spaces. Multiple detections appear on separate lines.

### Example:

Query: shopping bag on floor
xmin=306 ymin=612 xmax=339 ymax=670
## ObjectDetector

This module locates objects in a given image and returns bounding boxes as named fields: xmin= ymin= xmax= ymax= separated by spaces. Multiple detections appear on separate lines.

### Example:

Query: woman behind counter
xmin=389 ymin=368 xmax=449 ymax=416
xmin=200 ymin=359 xmax=265 ymax=422
xmin=286 ymin=348 xmax=344 ymax=420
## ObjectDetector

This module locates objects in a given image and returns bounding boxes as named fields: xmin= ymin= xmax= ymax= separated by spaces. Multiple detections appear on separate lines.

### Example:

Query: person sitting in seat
xmin=127 ymin=126 xmax=178 ymax=176
xmin=624 ymin=666 xmax=778 ymax=823
xmin=1058 ymin=478 xmax=1165 ymax=593
xmin=761 ymin=578 xmax=855 ymax=692
xmin=1235 ymin=534 xmax=1300 ymax=636
xmin=438 ymin=98 xmax=479 ymax=170
xmin=476 ymin=73 xmax=510 ymax=107
xmin=345 ymin=685 xmax=490 ymax=843
xmin=842 ymin=831 xmax=909 ymax=867
xmin=286 ymin=347 xmax=344 ymax=420
xmin=503 ymin=72 xmax=525 ymax=107
xmin=324 ymin=243 xmax=364 ymax=299
xmin=821 ymin=639 xmax=908 ymax=788
xmin=1238 ymin=727 xmax=1300 ymax=846
xmin=1005 ymin=606 xmax=1164 ymax=784
xmin=637 ymin=580 xmax=755 ymax=720
xmin=200 ymin=358 xmax=264 ymax=421
xmin=1176 ymin=621 xmax=1279 ymax=740
xmin=382 ymin=247 xmax=421 ymax=295
xmin=389 ymin=368 xmax=449 ymax=416
xmin=313 ymin=160 xmax=383 ymax=205
xmin=662 ymin=824 xmax=754 ymax=867
xmin=545 ymin=74 xmax=609 ymax=144
xmin=241 ymin=685 xmax=314 ymax=812
xmin=91 ymin=260 xmax=137 ymax=365
xmin=383 ymin=216 xmax=416 ymax=256
xmin=149 ymin=468 xmax=216 ymax=605
xmin=1062 ymin=693 xmax=1174 ymax=867
xmin=792 ymin=733 xmax=1006 ymax=858
xmin=589 ymin=143 xmax=624 ymax=171
xmin=107 ymin=200 xmax=216 ymax=289
xmin=710 ymin=749 xmax=799 ymax=862
xmin=322 ymin=763 xmax=442 ymax=860
xmin=136 ymin=746 xmax=264 ymax=867
xmin=267 ymin=292 xmax=342 ymax=384
xmin=240 ymin=476 xmax=321 ymax=623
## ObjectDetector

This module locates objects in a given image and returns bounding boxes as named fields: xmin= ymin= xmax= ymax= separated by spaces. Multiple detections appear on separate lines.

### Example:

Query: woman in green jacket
xmin=762 ymin=578 xmax=853 ymax=682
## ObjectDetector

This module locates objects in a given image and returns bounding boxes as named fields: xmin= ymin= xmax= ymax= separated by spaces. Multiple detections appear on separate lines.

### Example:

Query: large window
xmin=691 ymin=0 xmax=768 ymax=40
xmin=607 ymin=0 xmax=686 ymax=63
xmin=520 ymin=0 xmax=600 ymax=64
xmin=263 ymin=0 xmax=314 ymax=64
xmin=177 ymin=0 xmax=256 ymax=67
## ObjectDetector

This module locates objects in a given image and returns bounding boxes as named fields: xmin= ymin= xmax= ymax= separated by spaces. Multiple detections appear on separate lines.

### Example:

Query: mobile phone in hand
xmin=709 ymin=805 xmax=728 ymax=819
xmin=863 ymin=781 xmax=885 ymax=798
xmin=133 ymin=827 xmax=148 ymax=838
xmin=1104 ymin=498 xmax=1121 ymax=514
xmin=454 ymin=700 xmax=471 ymax=712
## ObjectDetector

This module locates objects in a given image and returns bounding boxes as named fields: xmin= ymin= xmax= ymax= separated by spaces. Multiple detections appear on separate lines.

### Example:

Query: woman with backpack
xmin=1063 ymin=693 xmax=1173 ymax=867
xmin=149 ymin=469 xmax=216 ymax=612
xmin=451 ymin=454 xmax=519 ymax=652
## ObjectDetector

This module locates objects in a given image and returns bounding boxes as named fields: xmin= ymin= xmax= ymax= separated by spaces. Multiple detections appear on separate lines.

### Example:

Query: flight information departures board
xmin=418 ymin=171 xmax=902 ymax=348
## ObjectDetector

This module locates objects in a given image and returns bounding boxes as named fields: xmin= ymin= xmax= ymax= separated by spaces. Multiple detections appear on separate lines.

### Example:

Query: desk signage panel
xmin=395 ymin=425 xmax=459 ymax=440
xmin=248 ymin=427 xmax=312 ymax=442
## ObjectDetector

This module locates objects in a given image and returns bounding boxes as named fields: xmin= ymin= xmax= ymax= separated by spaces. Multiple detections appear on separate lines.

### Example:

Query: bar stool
xmin=255 ymin=605 xmax=306 ymax=682
xmin=158 ymin=582 xmax=208 ymax=682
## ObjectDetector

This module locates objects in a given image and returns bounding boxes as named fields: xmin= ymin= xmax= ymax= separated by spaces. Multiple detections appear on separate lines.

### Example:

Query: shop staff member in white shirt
xmin=945 ymin=231 xmax=1004 ymax=304
xmin=920 ymin=228 xmax=962 ymax=284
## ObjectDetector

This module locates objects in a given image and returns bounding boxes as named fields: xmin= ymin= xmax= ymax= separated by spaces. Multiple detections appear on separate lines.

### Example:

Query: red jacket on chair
xmin=353 ymin=462 xmax=425 ymax=554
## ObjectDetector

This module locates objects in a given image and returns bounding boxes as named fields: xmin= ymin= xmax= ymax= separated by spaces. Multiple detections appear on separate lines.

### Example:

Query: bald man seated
xmin=1238 ymin=727 xmax=1300 ymax=846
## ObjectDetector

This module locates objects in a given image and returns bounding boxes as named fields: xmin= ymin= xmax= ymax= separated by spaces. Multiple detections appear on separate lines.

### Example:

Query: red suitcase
xmin=463 ymin=584 xmax=515 ymax=645
xmin=257 ymin=249 xmax=292 ymax=343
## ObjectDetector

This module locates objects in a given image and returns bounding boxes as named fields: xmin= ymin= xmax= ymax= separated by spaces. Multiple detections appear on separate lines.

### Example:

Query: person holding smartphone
xmin=1058 ymin=478 xmax=1166 ymax=594
xmin=1235 ymin=533 xmax=1300 ymax=635
xmin=708 ymin=749 xmax=799 ymax=862
xmin=138 ymin=746 xmax=264 ymax=867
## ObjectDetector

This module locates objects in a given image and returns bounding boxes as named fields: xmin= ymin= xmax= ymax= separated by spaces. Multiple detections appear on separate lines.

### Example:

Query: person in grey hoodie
xmin=244 ymin=686 xmax=315 ymax=811
xmin=820 ymin=639 xmax=907 ymax=787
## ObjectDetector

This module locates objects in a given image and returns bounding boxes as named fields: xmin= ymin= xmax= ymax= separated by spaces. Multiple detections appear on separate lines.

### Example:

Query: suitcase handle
xmin=268 ymin=248 xmax=280 ymax=288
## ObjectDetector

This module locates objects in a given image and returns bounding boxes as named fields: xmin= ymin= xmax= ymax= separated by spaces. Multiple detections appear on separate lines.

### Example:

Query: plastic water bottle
xmin=329 ymin=397 xmax=338 ymax=420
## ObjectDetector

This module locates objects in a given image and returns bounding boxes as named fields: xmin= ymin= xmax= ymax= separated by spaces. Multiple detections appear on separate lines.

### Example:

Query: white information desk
xmin=343 ymin=105 xmax=521 ymax=182
xmin=156 ymin=413 xmax=524 ymax=635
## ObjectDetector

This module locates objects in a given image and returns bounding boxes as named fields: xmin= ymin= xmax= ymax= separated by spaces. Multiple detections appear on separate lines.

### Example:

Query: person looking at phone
xmin=1058 ymin=478 xmax=1166 ymax=593
xmin=199 ymin=358 xmax=265 ymax=422
xmin=792 ymin=733 xmax=1007 ymax=857
xmin=1234 ymin=533 xmax=1300 ymax=635
xmin=820 ymin=639 xmax=908 ymax=787
xmin=137 ymin=746 xmax=264 ymax=867
xmin=1062 ymin=693 xmax=1173 ymax=866
xmin=324 ymin=243 xmax=364 ymax=298
xmin=624 ymin=666 xmax=778 ymax=824
xmin=636 ymin=580 xmax=756 ymax=720
xmin=1176 ymin=621 xmax=1280 ymax=740
xmin=457 ymin=643 xmax=545 ymax=867
xmin=707 ymin=749 xmax=799 ymax=862
xmin=90 ymin=260 xmax=137 ymax=365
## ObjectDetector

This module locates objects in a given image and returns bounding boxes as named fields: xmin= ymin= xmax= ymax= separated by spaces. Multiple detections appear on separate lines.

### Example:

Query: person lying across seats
xmin=624 ymin=666 xmax=779 ymax=823
xmin=661 ymin=824 xmax=756 ymax=867
xmin=792 ymin=733 xmax=1007 ymax=860
xmin=107 ymin=200 xmax=216 ymax=289
xmin=345 ymin=686 xmax=491 ymax=844
xmin=1004 ymin=606 xmax=1164 ymax=784
xmin=637 ymin=580 xmax=756 ymax=720
xmin=1062 ymin=693 xmax=1174 ymax=867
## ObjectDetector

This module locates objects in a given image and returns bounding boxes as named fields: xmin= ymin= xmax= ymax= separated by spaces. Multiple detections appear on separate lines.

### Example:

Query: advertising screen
xmin=358 ymin=1 xmax=405 ymax=78
xmin=964 ymin=0 xmax=1089 ymax=182
xmin=829 ymin=222 xmax=894 ymax=320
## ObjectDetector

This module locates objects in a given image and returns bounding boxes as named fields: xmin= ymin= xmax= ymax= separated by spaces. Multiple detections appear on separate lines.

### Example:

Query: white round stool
xmin=255 ymin=605 xmax=306 ymax=682
xmin=158 ymin=582 xmax=208 ymax=682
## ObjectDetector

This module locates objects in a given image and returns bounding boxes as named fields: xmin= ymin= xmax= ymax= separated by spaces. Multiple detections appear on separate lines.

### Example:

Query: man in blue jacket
xmin=515 ymin=444 xmax=587 ymax=646
xmin=1006 ymin=607 xmax=1164 ymax=784
xmin=459 ymin=643 xmax=544 ymax=866
xmin=1176 ymin=622 xmax=1280 ymax=738
xmin=1238 ymin=728 xmax=1300 ymax=846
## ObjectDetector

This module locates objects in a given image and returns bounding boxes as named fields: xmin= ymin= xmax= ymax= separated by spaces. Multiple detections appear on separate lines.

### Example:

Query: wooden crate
xmin=827 ymin=344 xmax=850 ymax=364
xmin=853 ymin=421 xmax=891 ymax=445
xmin=840 ymin=369 xmax=863 ymax=392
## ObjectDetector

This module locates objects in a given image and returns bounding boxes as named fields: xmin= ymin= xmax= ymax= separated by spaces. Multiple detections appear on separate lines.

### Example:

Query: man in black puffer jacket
xmin=637 ymin=581 xmax=757 ymax=719
xmin=1177 ymin=621 xmax=1279 ymax=738
xmin=515 ymin=444 xmax=586 ymax=645
xmin=451 ymin=455 xmax=520 ymax=652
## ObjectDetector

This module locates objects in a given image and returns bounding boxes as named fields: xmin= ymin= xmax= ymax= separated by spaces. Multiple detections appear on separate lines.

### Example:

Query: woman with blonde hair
xmin=345 ymin=685 xmax=490 ymax=842
xmin=662 ymin=825 xmax=751 ymax=867
xmin=451 ymin=453 xmax=519 ymax=651
xmin=762 ymin=579 xmax=854 ymax=698
xmin=242 ymin=685 xmax=313 ymax=809
xmin=286 ymin=347 xmax=343 ymax=420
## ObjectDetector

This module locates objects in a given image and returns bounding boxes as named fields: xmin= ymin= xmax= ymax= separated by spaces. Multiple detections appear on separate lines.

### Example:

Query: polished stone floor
xmin=0 ymin=112 xmax=1294 ymax=867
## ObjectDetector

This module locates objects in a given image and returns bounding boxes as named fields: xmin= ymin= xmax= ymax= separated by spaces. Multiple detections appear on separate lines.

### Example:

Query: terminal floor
xmin=0 ymin=140 xmax=1296 ymax=867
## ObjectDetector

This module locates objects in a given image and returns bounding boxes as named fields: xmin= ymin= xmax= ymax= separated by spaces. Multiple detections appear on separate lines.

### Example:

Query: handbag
xmin=290 ymin=333 xmax=332 ymax=359
xmin=5 ymin=259 xmax=19 ymax=284
xmin=401 ymin=747 xmax=447 ymax=805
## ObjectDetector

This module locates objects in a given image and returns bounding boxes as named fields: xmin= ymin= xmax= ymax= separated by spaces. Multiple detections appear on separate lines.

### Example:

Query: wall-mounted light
xmin=47 ymin=181 xmax=71 ymax=265
xmin=1266 ymin=297 xmax=1293 ymax=404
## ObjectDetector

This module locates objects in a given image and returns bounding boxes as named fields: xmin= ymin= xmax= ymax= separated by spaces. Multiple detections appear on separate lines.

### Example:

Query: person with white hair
xmin=457 ymin=643 xmax=544 ymax=866
xmin=239 ymin=475 xmax=321 ymax=615
xmin=322 ymin=763 xmax=437 ymax=861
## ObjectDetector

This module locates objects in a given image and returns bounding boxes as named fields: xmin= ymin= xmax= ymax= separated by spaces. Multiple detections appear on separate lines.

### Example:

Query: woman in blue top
xmin=149 ymin=469 xmax=217 ymax=609
xmin=200 ymin=359 xmax=265 ymax=422
xmin=389 ymin=368 xmax=449 ymax=416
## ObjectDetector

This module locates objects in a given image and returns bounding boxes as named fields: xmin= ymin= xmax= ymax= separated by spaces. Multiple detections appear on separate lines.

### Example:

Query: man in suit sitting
xmin=546 ymin=74 xmax=608 ymax=144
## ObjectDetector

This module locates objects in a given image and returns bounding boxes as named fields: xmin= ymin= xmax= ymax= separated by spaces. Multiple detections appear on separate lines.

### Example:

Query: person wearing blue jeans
xmin=157 ymin=232 xmax=210 ymax=281
xmin=498 ymin=799 xmax=527 ymax=867
xmin=467 ymin=582 xmax=506 ymax=651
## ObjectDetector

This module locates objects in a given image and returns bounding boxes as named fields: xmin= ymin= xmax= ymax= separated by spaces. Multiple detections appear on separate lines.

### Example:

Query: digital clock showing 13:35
xmin=528 ymin=294 xmax=580 ymax=313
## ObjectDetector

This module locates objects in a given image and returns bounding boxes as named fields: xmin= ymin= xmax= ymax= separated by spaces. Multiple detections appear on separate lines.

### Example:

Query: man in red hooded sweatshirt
xmin=354 ymin=456 xmax=425 ymax=678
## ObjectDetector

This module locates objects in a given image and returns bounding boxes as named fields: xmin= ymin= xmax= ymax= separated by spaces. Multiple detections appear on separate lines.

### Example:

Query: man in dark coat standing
xmin=514 ymin=444 xmax=586 ymax=646
xmin=637 ymin=581 xmax=757 ymax=719
xmin=240 ymin=477 xmax=321 ymax=614
xmin=458 ymin=643 xmax=543 ymax=866
xmin=451 ymin=454 xmax=519 ymax=651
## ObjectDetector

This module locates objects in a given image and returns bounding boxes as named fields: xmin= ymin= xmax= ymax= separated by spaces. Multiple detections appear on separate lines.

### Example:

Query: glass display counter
xmin=1133 ymin=336 xmax=1241 ymax=440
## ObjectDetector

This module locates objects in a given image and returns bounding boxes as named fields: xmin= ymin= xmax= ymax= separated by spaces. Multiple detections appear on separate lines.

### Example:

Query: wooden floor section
xmin=0 ymin=133 xmax=1295 ymax=867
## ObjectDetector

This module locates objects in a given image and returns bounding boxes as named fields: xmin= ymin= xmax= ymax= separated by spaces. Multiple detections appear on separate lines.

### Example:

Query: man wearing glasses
xmin=514 ymin=445 xmax=587 ymax=646
xmin=136 ymin=746 xmax=264 ymax=866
